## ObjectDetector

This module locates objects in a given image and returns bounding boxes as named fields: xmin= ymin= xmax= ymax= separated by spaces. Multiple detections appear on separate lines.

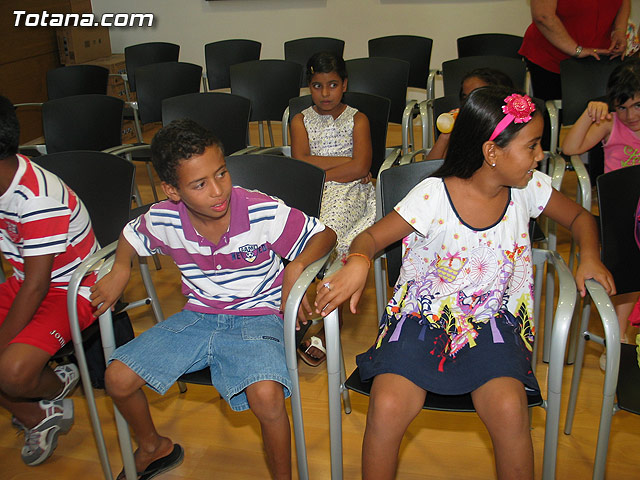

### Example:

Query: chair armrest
xmin=568 ymin=154 xmax=592 ymax=210
xmin=401 ymin=100 xmax=418 ymax=155
xmin=585 ymin=279 xmax=620 ymax=376
xmin=248 ymin=146 xmax=291 ymax=156
xmin=549 ymin=152 xmax=566 ymax=191
xmin=545 ymin=99 xmax=561 ymax=154
xmin=283 ymin=251 xmax=334 ymax=369
xmin=229 ymin=146 xmax=261 ymax=156
xmin=426 ymin=69 xmax=439 ymax=102
xmin=419 ymin=99 xmax=433 ymax=150
xmin=19 ymin=144 xmax=47 ymax=156
xmin=106 ymin=143 xmax=151 ymax=155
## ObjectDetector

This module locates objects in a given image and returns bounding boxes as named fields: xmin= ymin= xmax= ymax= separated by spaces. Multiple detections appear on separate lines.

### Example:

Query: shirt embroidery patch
xmin=233 ymin=243 xmax=268 ymax=263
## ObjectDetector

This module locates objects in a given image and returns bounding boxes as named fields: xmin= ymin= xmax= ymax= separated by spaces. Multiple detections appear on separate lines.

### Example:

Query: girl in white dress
xmin=315 ymin=86 xmax=616 ymax=479
xmin=291 ymin=51 xmax=376 ymax=366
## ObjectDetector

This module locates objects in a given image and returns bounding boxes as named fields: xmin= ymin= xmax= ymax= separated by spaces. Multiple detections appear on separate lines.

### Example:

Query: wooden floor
xmin=2 ymin=124 xmax=639 ymax=479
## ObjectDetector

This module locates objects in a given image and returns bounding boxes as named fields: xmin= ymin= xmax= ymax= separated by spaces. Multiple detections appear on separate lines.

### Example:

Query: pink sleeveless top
xmin=602 ymin=114 xmax=640 ymax=173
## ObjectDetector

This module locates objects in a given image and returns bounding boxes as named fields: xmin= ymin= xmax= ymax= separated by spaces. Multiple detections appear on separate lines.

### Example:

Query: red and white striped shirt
xmin=0 ymin=155 xmax=99 ymax=298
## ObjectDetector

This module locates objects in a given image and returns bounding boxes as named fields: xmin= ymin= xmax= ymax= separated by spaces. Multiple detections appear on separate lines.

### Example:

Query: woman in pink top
xmin=563 ymin=57 xmax=640 ymax=367
xmin=519 ymin=0 xmax=629 ymax=101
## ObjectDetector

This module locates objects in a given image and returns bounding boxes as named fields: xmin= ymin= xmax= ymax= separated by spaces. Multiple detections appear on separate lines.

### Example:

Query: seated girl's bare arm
xmin=425 ymin=132 xmax=450 ymax=161
xmin=90 ymin=233 xmax=138 ymax=316
xmin=561 ymin=102 xmax=612 ymax=155
xmin=290 ymin=113 xmax=351 ymax=170
xmin=325 ymin=112 xmax=373 ymax=182
xmin=542 ymin=189 xmax=616 ymax=296
xmin=315 ymin=210 xmax=415 ymax=316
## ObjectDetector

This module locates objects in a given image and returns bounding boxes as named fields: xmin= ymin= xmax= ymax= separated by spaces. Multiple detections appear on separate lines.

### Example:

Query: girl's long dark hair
xmin=434 ymin=86 xmax=543 ymax=179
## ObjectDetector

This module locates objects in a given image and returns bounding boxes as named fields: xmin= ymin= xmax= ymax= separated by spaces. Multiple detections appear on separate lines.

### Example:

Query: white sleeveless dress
xmin=302 ymin=105 xmax=376 ymax=261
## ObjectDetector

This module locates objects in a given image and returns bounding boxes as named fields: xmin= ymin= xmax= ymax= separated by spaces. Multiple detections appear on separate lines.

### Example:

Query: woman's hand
xmin=609 ymin=29 xmax=627 ymax=59
xmin=577 ymin=47 xmax=611 ymax=60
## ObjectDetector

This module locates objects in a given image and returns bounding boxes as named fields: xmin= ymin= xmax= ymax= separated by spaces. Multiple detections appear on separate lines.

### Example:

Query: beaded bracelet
xmin=346 ymin=252 xmax=371 ymax=269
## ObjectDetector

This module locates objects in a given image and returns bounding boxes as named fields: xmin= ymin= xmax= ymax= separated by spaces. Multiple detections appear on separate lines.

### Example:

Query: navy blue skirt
xmin=356 ymin=310 xmax=539 ymax=395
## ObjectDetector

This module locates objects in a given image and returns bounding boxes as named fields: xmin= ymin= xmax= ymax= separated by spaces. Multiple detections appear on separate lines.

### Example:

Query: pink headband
xmin=488 ymin=94 xmax=536 ymax=142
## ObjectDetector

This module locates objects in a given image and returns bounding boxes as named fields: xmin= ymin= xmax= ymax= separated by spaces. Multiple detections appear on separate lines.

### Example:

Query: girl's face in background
xmin=310 ymin=71 xmax=347 ymax=118
xmin=460 ymin=76 xmax=489 ymax=104
xmin=614 ymin=94 xmax=640 ymax=133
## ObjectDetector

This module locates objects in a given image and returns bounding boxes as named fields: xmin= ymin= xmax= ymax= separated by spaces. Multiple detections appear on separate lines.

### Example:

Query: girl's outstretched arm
xmin=542 ymin=190 xmax=616 ymax=297
xmin=561 ymin=101 xmax=613 ymax=155
xmin=315 ymin=210 xmax=415 ymax=316
xmin=290 ymin=113 xmax=352 ymax=170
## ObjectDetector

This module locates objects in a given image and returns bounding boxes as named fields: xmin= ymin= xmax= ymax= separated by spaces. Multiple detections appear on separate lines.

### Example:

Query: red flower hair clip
xmin=489 ymin=94 xmax=536 ymax=141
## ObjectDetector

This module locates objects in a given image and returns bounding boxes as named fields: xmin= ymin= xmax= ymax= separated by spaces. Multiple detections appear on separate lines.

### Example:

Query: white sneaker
xmin=21 ymin=399 xmax=74 ymax=466
xmin=51 ymin=363 xmax=80 ymax=401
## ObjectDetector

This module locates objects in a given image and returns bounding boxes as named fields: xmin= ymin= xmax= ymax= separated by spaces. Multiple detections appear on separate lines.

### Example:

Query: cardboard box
xmin=57 ymin=26 xmax=111 ymax=65
xmin=82 ymin=54 xmax=126 ymax=85
xmin=68 ymin=0 xmax=93 ymax=14
xmin=121 ymin=119 xmax=137 ymax=143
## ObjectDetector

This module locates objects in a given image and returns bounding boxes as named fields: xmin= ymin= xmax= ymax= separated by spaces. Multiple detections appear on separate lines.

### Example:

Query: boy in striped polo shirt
xmin=0 ymin=96 xmax=99 ymax=466
xmin=90 ymin=119 xmax=336 ymax=479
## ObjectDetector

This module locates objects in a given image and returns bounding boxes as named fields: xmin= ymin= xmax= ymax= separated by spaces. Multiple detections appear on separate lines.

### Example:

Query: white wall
xmin=93 ymin=0 xmax=639 ymax=97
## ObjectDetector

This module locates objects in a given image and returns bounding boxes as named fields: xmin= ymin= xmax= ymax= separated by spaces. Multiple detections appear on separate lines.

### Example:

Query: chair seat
xmin=179 ymin=368 xmax=212 ymax=386
xmin=345 ymin=367 xmax=543 ymax=412
xmin=616 ymin=343 xmax=640 ymax=415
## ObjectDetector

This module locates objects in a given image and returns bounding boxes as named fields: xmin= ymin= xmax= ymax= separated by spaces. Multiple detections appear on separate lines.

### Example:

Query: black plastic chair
xmin=162 ymin=92 xmax=251 ymax=155
xmin=564 ymin=164 xmax=640 ymax=479
xmin=114 ymin=61 xmax=202 ymax=202
xmin=41 ymin=94 xmax=124 ymax=154
xmin=46 ymin=65 xmax=109 ymax=100
xmin=368 ymin=35 xmax=433 ymax=91
xmin=230 ymin=59 xmax=302 ymax=147
xmin=31 ymin=151 xmax=165 ymax=480
xmin=284 ymin=37 xmax=345 ymax=87
xmin=457 ymin=33 xmax=523 ymax=59
xmin=203 ymin=39 xmax=261 ymax=91
xmin=441 ymin=55 xmax=527 ymax=98
xmin=123 ymin=41 xmax=180 ymax=94
xmin=346 ymin=57 xmax=416 ymax=154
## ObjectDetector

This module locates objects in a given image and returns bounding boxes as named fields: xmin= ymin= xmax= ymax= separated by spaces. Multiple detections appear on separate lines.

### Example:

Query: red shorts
xmin=0 ymin=276 xmax=96 ymax=355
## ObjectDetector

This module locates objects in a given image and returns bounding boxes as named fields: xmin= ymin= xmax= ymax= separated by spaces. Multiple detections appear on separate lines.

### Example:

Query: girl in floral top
xmin=315 ymin=87 xmax=615 ymax=479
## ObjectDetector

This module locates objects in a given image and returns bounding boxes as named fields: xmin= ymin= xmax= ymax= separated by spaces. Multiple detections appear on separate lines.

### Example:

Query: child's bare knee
xmin=247 ymin=381 xmax=286 ymax=421
xmin=104 ymin=360 xmax=140 ymax=398
xmin=0 ymin=353 xmax=40 ymax=397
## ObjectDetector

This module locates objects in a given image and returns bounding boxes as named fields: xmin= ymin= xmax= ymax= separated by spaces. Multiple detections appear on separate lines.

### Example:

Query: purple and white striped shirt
xmin=124 ymin=187 xmax=325 ymax=316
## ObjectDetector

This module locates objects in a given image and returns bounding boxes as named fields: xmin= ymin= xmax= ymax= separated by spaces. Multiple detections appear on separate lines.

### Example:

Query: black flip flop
xmin=118 ymin=443 xmax=184 ymax=480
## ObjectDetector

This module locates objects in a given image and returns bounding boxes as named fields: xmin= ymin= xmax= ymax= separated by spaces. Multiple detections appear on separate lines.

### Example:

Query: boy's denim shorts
xmin=109 ymin=311 xmax=291 ymax=412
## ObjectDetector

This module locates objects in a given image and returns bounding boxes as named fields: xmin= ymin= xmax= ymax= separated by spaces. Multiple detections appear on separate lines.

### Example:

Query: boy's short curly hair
xmin=0 ymin=95 xmax=20 ymax=160
xmin=150 ymin=119 xmax=224 ymax=187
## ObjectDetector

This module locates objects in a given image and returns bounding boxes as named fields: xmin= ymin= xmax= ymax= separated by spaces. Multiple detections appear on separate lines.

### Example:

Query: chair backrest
xmin=441 ymin=56 xmax=526 ymax=97
xmin=287 ymin=92 xmax=390 ymax=177
xmin=135 ymin=62 xmax=202 ymax=125
xmin=346 ymin=57 xmax=410 ymax=124
xmin=204 ymin=39 xmax=261 ymax=90
xmin=560 ymin=57 xmax=623 ymax=125
xmin=230 ymin=59 xmax=302 ymax=122
xmin=42 ymin=94 xmax=124 ymax=153
xmin=46 ymin=65 xmax=109 ymax=100
xmin=124 ymin=42 xmax=180 ymax=92
xmin=226 ymin=154 xmax=325 ymax=217
xmin=368 ymin=35 xmax=433 ymax=90
xmin=596 ymin=164 xmax=640 ymax=296
xmin=379 ymin=159 xmax=445 ymax=286
xmin=457 ymin=34 xmax=523 ymax=59
xmin=31 ymin=151 xmax=135 ymax=246
xmin=162 ymin=92 xmax=251 ymax=154
xmin=284 ymin=37 xmax=345 ymax=87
